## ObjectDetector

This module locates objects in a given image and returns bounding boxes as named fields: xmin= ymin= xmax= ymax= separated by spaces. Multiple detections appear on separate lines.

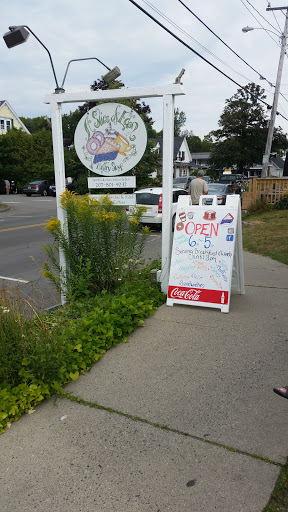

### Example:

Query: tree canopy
xmin=209 ymin=82 xmax=288 ymax=172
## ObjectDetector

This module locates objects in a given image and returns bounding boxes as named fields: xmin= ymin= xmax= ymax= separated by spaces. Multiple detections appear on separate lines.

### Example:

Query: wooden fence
xmin=242 ymin=178 xmax=288 ymax=209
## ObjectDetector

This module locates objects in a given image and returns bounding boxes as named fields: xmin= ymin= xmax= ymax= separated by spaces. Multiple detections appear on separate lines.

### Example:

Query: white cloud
xmin=1 ymin=0 xmax=288 ymax=137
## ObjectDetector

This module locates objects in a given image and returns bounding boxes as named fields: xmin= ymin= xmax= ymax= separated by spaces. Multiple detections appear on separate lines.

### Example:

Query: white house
xmin=153 ymin=136 xmax=192 ymax=178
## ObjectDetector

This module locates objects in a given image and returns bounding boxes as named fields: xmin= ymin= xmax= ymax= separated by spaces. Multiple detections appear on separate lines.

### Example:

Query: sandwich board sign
xmin=167 ymin=194 xmax=245 ymax=313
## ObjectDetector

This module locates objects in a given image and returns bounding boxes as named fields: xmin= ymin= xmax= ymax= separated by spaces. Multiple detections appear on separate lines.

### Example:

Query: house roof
xmin=156 ymin=136 xmax=185 ymax=160
xmin=0 ymin=100 xmax=30 ymax=134
xmin=271 ymin=154 xmax=284 ymax=169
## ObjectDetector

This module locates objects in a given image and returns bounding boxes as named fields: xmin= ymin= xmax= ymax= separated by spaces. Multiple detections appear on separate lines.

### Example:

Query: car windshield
xmin=220 ymin=175 xmax=236 ymax=182
xmin=208 ymin=184 xmax=226 ymax=194
xmin=29 ymin=181 xmax=43 ymax=185
xmin=136 ymin=193 xmax=160 ymax=205
xmin=173 ymin=178 xmax=187 ymax=184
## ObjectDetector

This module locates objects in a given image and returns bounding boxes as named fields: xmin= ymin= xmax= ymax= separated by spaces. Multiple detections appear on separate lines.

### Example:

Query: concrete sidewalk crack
xmin=58 ymin=391 xmax=283 ymax=468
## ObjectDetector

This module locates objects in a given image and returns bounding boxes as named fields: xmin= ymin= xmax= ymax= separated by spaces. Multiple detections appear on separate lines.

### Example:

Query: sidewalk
xmin=1 ymin=251 xmax=288 ymax=511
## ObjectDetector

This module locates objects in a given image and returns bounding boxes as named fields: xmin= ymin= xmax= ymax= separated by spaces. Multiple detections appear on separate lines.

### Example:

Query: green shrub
xmin=273 ymin=193 xmax=288 ymax=210
xmin=42 ymin=191 xmax=150 ymax=299
xmin=0 ymin=268 xmax=166 ymax=433
xmin=246 ymin=197 xmax=272 ymax=215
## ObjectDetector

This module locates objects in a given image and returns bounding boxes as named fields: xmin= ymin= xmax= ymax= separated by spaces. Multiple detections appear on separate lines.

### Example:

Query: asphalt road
xmin=0 ymin=194 xmax=162 ymax=308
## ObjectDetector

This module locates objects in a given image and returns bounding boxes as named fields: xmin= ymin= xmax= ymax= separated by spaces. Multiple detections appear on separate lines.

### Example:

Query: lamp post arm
xmin=16 ymin=25 xmax=60 ymax=90
xmin=262 ymin=12 xmax=288 ymax=177
xmin=60 ymin=58 xmax=111 ymax=88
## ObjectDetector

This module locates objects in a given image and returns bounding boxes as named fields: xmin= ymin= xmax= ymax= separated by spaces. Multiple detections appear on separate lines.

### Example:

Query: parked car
xmin=23 ymin=180 xmax=50 ymax=196
xmin=0 ymin=179 xmax=6 ymax=194
xmin=218 ymin=173 xmax=243 ymax=192
xmin=184 ymin=176 xmax=196 ymax=191
xmin=48 ymin=177 xmax=76 ymax=197
xmin=205 ymin=183 xmax=241 ymax=205
xmin=173 ymin=177 xmax=189 ymax=189
xmin=203 ymin=175 xmax=214 ymax=184
xmin=127 ymin=187 xmax=188 ymax=230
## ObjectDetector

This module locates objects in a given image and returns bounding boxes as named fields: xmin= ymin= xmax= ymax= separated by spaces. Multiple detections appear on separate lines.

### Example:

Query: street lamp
xmin=3 ymin=25 xmax=121 ymax=93
xmin=242 ymin=9 xmax=288 ymax=177
xmin=3 ymin=24 xmax=121 ymax=304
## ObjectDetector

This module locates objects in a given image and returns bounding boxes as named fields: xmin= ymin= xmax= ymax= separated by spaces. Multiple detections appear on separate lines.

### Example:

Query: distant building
xmin=247 ymin=155 xmax=285 ymax=178
xmin=189 ymin=152 xmax=211 ymax=172
xmin=0 ymin=100 xmax=30 ymax=135
xmin=152 ymin=136 xmax=192 ymax=178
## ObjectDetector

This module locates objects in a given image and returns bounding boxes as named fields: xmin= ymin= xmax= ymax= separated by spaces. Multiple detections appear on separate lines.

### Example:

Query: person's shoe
xmin=273 ymin=387 xmax=288 ymax=399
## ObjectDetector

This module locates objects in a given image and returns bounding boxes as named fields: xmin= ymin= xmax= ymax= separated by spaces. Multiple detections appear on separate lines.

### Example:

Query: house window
xmin=182 ymin=151 xmax=185 ymax=161
xmin=0 ymin=120 xmax=4 ymax=130
xmin=6 ymin=120 xmax=11 ymax=131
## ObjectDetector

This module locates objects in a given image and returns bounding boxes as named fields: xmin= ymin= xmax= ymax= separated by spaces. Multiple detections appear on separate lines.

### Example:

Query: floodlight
xmin=102 ymin=66 xmax=121 ymax=84
xmin=3 ymin=25 xmax=30 ymax=48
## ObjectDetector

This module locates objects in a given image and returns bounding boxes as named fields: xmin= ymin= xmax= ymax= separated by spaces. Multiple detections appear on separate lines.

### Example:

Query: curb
xmin=0 ymin=205 xmax=11 ymax=213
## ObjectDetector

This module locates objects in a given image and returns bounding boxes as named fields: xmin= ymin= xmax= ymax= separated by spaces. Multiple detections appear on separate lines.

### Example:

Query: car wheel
xmin=42 ymin=190 xmax=48 ymax=196
xmin=172 ymin=214 xmax=176 ymax=231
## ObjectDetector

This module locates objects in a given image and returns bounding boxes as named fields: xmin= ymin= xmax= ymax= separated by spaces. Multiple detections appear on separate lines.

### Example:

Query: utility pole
xmin=262 ymin=6 xmax=288 ymax=177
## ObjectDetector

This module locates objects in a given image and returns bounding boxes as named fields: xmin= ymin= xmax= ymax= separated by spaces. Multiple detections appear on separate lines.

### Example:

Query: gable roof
xmin=155 ymin=136 xmax=187 ymax=160
xmin=0 ymin=100 xmax=30 ymax=134
xmin=271 ymin=154 xmax=284 ymax=169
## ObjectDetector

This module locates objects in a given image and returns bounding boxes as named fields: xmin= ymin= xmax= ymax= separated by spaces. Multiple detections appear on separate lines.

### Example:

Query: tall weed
xmin=42 ymin=191 xmax=150 ymax=298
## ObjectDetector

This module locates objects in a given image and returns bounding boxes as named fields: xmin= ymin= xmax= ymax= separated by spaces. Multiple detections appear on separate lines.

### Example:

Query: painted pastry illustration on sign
xmin=220 ymin=213 xmax=234 ymax=224
xmin=203 ymin=210 xmax=216 ymax=221
xmin=74 ymin=103 xmax=147 ymax=176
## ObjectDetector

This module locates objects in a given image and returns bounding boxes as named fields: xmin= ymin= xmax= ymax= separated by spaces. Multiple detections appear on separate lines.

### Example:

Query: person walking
xmin=4 ymin=179 xmax=10 ymax=195
xmin=188 ymin=170 xmax=208 ymax=204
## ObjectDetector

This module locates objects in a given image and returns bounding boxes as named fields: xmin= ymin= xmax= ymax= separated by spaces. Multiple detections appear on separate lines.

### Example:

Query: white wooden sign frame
xmin=44 ymin=84 xmax=185 ymax=303
xmin=167 ymin=194 xmax=245 ymax=313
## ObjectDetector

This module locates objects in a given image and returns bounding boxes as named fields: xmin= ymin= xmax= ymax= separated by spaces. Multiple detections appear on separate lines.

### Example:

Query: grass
xmin=263 ymin=460 xmax=288 ymax=511
xmin=0 ymin=203 xmax=8 ymax=211
xmin=242 ymin=210 xmax=288 ymax=265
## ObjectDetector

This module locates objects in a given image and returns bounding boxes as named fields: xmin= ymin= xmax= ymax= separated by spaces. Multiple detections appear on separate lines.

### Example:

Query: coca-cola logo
xmin=169 ymin=287 xmax=202 ymax=301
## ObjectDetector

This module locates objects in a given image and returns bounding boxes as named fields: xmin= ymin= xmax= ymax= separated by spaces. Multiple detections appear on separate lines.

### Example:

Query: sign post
xmin=44 ymin=84 xmax=185 ymax=302
xmin=167 ymin=194 xmax=245 ymax=313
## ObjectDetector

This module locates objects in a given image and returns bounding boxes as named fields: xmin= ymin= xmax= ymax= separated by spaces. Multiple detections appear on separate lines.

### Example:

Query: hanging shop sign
xmin=74 ymin=103 xmax=147 ymax=176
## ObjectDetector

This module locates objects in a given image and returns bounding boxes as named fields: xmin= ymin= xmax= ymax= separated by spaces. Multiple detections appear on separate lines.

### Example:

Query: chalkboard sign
xmin=167 ymin=194 xmax=245 ymax=313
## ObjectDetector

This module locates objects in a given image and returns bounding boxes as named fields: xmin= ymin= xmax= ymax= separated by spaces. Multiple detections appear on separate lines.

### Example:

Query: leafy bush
xmin=0 ymin=267 xmax=166 ymax=433
xmin=42 ymin=191 xmax=150 ymax=298
xmin=246 ymin=197 xmax=272 ymax=215
xmin=273 ymin=193 xmax=288 ymax=210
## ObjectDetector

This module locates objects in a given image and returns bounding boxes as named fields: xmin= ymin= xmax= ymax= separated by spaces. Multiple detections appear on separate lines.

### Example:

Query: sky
xmin=1 ymin=0 xmax=288 ymax=139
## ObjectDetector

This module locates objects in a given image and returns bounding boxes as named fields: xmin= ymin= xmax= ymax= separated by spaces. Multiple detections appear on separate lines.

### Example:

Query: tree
xmin=19 ymin=116 xmax=51 ymax=134
xmin=0 ymin=128 xmax=54 ymax=186
xmin=174 ymin=108 xmax=186 ymax=136
xmin=209 ymin=82 xmax=288 ymax=172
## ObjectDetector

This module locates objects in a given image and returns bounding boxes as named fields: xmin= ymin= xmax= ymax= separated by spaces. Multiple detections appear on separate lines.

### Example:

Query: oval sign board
xmin=74 ymin=102 xmax=147 ymax=176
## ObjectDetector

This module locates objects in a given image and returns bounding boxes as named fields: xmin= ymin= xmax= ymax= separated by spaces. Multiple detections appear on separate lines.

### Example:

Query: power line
xmin=178 ymin=0 xmax=274 ymax=87
xmin=178 ymin=0 xmax=288 ymax=109
xmin=142 ymin=0 xmax=256 ymax=84
xmin=127 ymin=0 xmax=288 ymax=121
xmin=240 ymin=0 xmax=281 ymax=47
xmin=243 ymin=0 xmax=281 ymax=33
